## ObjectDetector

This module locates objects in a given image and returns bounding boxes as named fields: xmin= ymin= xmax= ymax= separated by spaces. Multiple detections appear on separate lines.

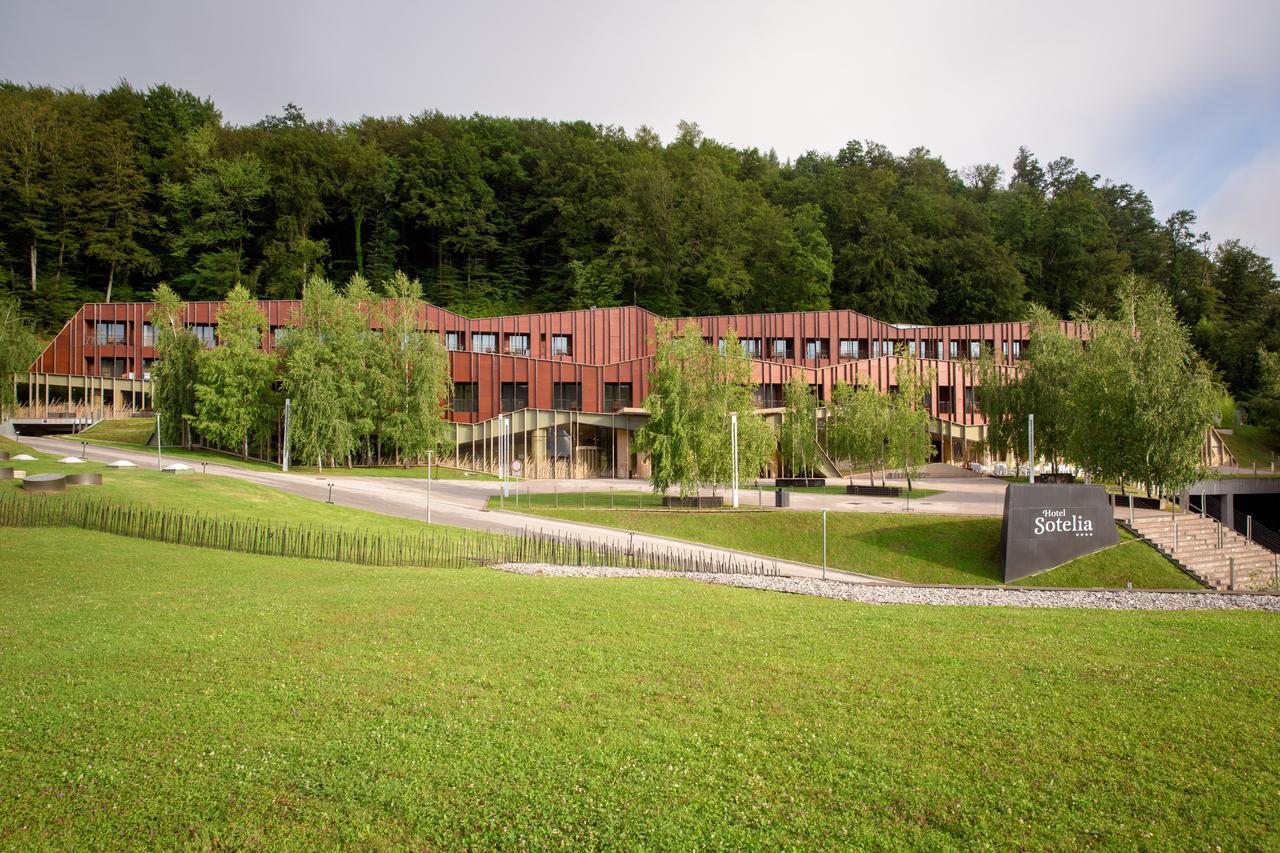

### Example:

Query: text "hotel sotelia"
xmin=1033 ymin=508 xmax=1095 ymax=537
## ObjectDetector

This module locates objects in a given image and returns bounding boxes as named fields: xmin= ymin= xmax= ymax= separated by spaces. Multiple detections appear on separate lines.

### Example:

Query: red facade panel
xmin=29 ymin=301 xmax=1068 ymax=426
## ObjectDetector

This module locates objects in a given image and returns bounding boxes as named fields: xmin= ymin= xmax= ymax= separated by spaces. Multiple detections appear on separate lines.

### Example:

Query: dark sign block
xmin=1001 ymin=483 xmax=1118 ymax=582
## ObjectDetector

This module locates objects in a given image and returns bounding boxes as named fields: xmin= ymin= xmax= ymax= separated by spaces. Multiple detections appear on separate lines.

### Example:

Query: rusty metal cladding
xmin=26 ymin=300 xmax=1089 ymax=429
xmin=0 ymin=467 xmax=13 ymax=480
xmin=22 ymin=473 xmax=67 ymax=493
xmin=65 ymin=473 xmax=103 ymax=486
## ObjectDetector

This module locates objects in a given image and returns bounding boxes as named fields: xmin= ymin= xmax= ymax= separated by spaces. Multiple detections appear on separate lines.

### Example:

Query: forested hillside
xmin=1 ymin=81 xmax=1277 ymax=398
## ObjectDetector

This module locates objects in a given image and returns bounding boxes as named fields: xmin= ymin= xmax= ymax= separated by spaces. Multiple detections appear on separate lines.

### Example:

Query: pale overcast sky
xmin=4 ymin=0 xmax=1279 ymax=263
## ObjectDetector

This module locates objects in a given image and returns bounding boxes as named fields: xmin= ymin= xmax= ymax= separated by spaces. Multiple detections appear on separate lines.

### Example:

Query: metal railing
xmin=1233 ymin=509 xmax=1280 ymax=556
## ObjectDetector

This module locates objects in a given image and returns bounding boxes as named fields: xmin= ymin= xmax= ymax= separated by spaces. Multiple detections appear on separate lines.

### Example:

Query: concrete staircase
xmin=1127 ymin=514 xmax=1280 ymax=591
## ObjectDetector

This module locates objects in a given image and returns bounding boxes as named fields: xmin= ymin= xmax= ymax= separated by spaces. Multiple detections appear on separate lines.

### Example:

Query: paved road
xmin=22 ymin=437 xmax=891 ymax=585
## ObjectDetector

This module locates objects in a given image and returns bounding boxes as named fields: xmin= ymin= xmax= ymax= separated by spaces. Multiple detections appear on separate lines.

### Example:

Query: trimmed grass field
xmin=77 ymin=416 xmax=156 ymax=444
xmin=1222 ymin=423 xmax=1280 ymax=469
xmin=53 ymin=425 xmax=499 ymax=479
xmin=0 ymin=528 xmax=1275 ymax=847
xmin=1013 ymin=529 xmax=1201 ymax=588
xmin=497 ymin=503 xmax=1201 ymax=588
xmin=1 ymin=443 xmax=467 ymax=539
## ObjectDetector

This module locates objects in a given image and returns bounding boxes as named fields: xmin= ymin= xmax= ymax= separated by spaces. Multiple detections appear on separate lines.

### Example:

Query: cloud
xmin=1199 ymin=145 xmax=1280 ymax=265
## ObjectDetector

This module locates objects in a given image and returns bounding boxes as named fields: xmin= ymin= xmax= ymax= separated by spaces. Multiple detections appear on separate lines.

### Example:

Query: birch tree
xmin=149 ymin=283 xmax=201 ymax=446
xmin=191 ymin=284 xmax=276 ymax=458
xmin=828 ymin=380 xmax=889 ymax=485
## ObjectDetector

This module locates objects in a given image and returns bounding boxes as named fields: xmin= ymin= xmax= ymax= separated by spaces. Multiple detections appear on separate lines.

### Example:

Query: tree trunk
xmin=243 ymin=434 xmax=249 ymax=460
xmin=29 ymin=244 xmax=37 ymax=291
xmin=106 ymin=260 xmax=115 ymax=304
xmin=354 ymin=209 xmax=365 ymax=275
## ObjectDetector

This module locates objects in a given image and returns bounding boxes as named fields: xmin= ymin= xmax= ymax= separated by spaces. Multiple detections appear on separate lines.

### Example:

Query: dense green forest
xmin=1 ymin=81 xmax=1277 ymax=399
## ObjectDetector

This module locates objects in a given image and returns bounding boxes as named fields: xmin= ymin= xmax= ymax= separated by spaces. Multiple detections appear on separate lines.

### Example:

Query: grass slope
xmin=77 ymin=417 xmax=155 ymax=444
xmin=1 ymin=445 xmax=462 ymax=539
xmin=0 ymin=529 xmax=1276 ymax=848
xmin=1016 ymin=528 xmax=1200 ymax=588
xmin=73 ymin=427 xmax=496 ymax=479
xmin=1222 ymin=424 xmax=1280 ymax=469
xmin=499 ymin=505 xmax=1200 ymax=588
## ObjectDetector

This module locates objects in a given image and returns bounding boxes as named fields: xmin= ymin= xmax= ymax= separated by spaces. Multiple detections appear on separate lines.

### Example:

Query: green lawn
xmin=1221 ymin=423 xmax=1280 ymax=469
xmin=0 ymin=529 xmax=1275 ymax=848
xmin=487 ymin=485 xmax=939 ymax=512
xmin=0 ymin=435 xmax=35 ymax=456
xmin=497 ymin=504 xmax=1200 ymax=588
xmin=1 ymin=445 xmax=467 ymax=539
xmin=1015 ymin=529 xmax=1201 ymax=589
xmin=55 ymin=429 xmax=498 ymax=479
xmin=77 ymin=416 xmax=155 ymax=444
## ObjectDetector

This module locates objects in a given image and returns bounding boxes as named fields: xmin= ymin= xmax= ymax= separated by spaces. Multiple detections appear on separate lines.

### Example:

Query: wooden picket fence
xmin=0 ymin=493 xmax=776 ymax=576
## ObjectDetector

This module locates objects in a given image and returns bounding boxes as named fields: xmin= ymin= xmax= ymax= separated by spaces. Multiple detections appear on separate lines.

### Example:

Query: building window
xmin=838 ymin=339 xmax=860 ymax=360
xmin=445 ymin=331 xmax=465 ymax=351
xmin=190 ymin=324 xmax=216 ymax=348
xmin=551 ymin=334 xmax=572 ymax=357
xmin=505 ymin=333 xmax=530 ymax=355
xmin=142 ymin=323 xmax=156 ymax=347
xmin=964 ymin=386 xmax=977 ymax=414
xmin=872 ymin=340 xmax=882 ymax=358
xmin=500 ymin=382 xmax=528 ymax=412
xmin=809 ymin=383 xmax=825 ymax=402
xmin=739 ymin=337 xmax=762 ymax=357
xmin=100 ymin=357 xmax=128 ymax=378
xmin=552 ymin=382 xmax=582 ymax=411
xmin=95 ymin=322 xmax=127 ymax=345
xmin=949 ymin=340 xmax=959 ymax=359
xmin=767 ymin=338 xmax=793 ymax=359
xmin=937 ymin=385 xmax=954 ymax=415
xmin=969 ymin=341 xmax=982 ymax=359
xmin=804 ymin=338 xmax=830 ymax=360
xmin=472 ymin=333 xmax=497 ymax=353
xmin=1013 ymin=340 xmax=1023 ymax=360
xmin=271 ymin=327 xmax=292 ymax=346
xmin=451 ymin=382 xmax=479 ymax=413
xmin=142 ymin=358 xmax=155 ymax=380
xmin=907 ymin=341 xmax=918 ymax=357
xmin=1001 ymin=341 xmax=1009 ymax=359
xmin=936 ymin=341 xmax=945 ymax=360
xmin=604 ymin=382 xmax=632 ymax=411
xmin=755 ymin=383 xmax=785 ymax=408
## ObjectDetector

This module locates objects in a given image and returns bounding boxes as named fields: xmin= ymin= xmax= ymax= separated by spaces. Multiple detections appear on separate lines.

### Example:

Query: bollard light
xmin=326 ymin=483 xmax=335 ymax=504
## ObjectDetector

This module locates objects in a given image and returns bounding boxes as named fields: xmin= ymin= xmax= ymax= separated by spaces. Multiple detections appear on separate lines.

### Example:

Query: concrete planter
xmin=0 ymin=467 xmax=13 ymax=480
xmin=662 ymin=496 xmax=725 ymax=508
xmin=22 ymin=473 xmax=66 ymax=493
xmin=66 ymin=472 xmax=103 ymax=486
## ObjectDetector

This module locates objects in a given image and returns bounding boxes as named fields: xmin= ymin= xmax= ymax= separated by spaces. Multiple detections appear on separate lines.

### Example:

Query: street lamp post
xmin=426 ymin=450 xmax=433 ymax=524
xmin=730 ymin=412 xmax=739 ymax=509
xmin=156 ymin=413 xmax=162 ymax=470
xmin=502 ymin=416 xmax=511 ymax=500
xmin=282 ymin=398 xmax=291 ymax=472
xmin=1027 ymin=413 xmax=1035 ymax=485
xmin=822 ymin=508 xmax=828 ymax=581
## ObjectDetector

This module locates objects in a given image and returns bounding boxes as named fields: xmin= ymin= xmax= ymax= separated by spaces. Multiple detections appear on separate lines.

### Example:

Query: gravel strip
xmin=495 ymin=563 xmax=1280 ymax=612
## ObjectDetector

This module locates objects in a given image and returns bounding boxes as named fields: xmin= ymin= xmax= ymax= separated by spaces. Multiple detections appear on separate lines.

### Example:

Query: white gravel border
xmin=495 ymin=564 xmax=1280 ymax=612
